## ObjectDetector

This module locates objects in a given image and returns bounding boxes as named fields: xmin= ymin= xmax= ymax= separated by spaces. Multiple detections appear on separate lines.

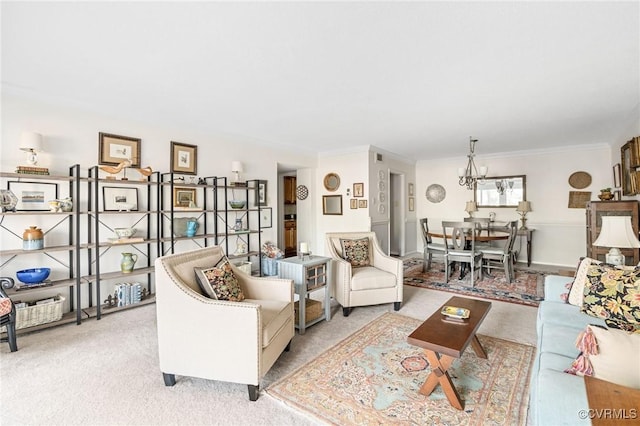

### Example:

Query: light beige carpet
xmin=268 ymin=312 xmax=535 ymax=425
xmin=0 ymin=285 xmax=538 ymax=425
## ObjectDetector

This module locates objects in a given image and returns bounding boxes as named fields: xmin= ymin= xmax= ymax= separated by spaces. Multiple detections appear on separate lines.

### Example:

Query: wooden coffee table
xmin=407 ymin=296 xmax=492 ymax=410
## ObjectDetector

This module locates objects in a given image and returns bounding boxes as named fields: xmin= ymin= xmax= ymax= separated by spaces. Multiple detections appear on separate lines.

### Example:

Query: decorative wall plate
xmin=296 ymin=185 xmax=309 ymax=200
xmin=323 ymin=173 xmax=340 ymax=191
xmin=568 ymin=171 xmax=592 ymax=189
xmin=426 ymin=184 xmax=446 ymax=203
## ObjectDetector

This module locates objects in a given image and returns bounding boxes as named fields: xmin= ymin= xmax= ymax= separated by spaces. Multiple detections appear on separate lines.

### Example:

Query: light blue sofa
xmin=528 ymin=275 xmax=607 ymax=425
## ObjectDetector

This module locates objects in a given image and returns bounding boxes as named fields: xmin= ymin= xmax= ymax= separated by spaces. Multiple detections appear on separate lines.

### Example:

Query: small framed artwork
xmin=260 ymin=207 xmax=272 ymax=228
xmin=8 ymin=181 xmax=58 ymax=211
xmin=255 ymin=180 xmax=267 ymax=206
xmin=353 ymin=183 xmax=364 ymax=197
xmin=99 ymin=132 xmax=141 ymax=168
xmin=568 ymin=191 xmax=591 ymax=209
xmin=173 ymin=187 xmax=196 ymax=208
xmin=350 ymin=199 xmax=358 ymax=209
xmin=613 ymin=163 xmax=622 ymax=188
xmin=103 ymin=186 xmax=138 ymax=211
xmin=614 ymin=189 xmax=622 ymax=200
xmin=408 ymin=183 xmax=414 ymax=196
xmin=170 ymin=141 xmax=197 ymax=175
xmin=358 ymin=199 xmax=368 ymax=208
xmin=409 ymin=197 xmax=415 ymax=211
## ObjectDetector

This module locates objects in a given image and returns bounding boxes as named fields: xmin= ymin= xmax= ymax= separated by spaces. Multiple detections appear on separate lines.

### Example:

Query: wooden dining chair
xmin=463 ymin=217 xmax=492 ymax=248
xmin=419 ymin=218 xmax=448 ymax=272
xmin=480 ymin=220 xmax=519 ymax=283
xmin=441 ymin=221 xmax=484 ymax=287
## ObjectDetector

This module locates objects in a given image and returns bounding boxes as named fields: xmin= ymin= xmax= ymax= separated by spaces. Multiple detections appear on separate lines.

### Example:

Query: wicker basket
xmin=294 ymin=298 xmax=322 ymax=325
xmin=15 ymin=295 xmax=65 ymax=329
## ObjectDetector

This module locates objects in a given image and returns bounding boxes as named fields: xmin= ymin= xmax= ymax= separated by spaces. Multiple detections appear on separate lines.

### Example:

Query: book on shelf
xmin=15 ymin=165 xmax=50 ymax=175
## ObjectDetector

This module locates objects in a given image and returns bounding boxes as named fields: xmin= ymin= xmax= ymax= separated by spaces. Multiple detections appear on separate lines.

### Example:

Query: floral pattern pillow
xmin=340 ymin=238 xmax=370 ymax=268
xmin=581 ymin=263 xmax=640 ymax=332
xmin=194 ymin=258 xmax=245 ymax=301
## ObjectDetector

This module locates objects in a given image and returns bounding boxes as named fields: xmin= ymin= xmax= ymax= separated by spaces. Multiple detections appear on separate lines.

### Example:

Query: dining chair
xmin=479 ymin=220 xmax=518 ymax=283
xmin=441 ymin=221 xmax=484 ymax=287
xmin=419 ymin=218 xmax=448 ymax=272
xmin=0 ymin=281 xmax=18 ymax=352
xmin=463 ymin=217 xmax=492 ymax=248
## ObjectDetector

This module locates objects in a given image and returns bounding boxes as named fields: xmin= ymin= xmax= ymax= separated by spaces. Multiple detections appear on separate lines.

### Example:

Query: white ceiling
xmin=2 ymin=1 xmax=639 ymax=160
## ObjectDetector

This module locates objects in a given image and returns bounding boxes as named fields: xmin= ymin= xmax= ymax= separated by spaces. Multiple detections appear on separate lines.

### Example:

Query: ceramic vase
xmin=23 ymin=226 xmax=44 ymax=250
xmin=120 ymin=252 xmax=138 ymax=273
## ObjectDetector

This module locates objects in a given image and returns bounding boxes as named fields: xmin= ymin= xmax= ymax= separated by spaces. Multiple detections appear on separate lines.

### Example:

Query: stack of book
xmin=15 ymin=165 xmax=50 ymax=175
xmin=115 ymin=282 xmax=143 ymax=307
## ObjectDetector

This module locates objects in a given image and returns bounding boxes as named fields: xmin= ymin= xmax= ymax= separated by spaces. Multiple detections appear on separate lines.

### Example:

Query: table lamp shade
xmin=593 ymin=216 xmax=640 ymax=248
xmin=516 ymin=201 xmax=531 ymax=213
xmin=465 ymin=201 xmax=478 ymax=213
xmin=231 ymin=161 xmax=243 ymax=173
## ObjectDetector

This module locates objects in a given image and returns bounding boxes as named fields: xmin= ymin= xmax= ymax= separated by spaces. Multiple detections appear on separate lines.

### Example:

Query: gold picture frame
xmin=350 ymin=199 xmax=358 ymax=209
xmin=358 ymin=199 xmax=368 ymax=208
xmin=173 ymin=187 xmax=196 ymax=208
xmin=353 ymin=183 xmax=364 ymax=197
xmin=171 ymin=141 xmax=197 ymax=175
xmin=99 ymin=132 xmax=141 ymax=168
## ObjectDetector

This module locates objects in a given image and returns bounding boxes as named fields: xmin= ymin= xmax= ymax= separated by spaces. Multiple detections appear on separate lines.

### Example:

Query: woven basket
xmin=294 ymin=298 xmax=322 ymax=325
xmin=15 ymin=295 xmax=64 ymax=329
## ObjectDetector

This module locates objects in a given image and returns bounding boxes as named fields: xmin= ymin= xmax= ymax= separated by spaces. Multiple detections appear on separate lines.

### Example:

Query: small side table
xmin=277 ymin=256 xmax=331 ymax=334
xmin=516 ymin=228 xmax=534 ymax=266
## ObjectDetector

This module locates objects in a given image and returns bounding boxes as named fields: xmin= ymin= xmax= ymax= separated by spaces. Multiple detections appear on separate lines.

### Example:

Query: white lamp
xmin=593 ymin=216 xmax=640 ymax=265
xmin=231 ymin=161 xmax=244 ymax=185
xmin=516 ymin=201 xmax=532 ymax=230
xmin=19 ymin=132 xmax=43 ymax=165
xmin=464 ymin=201 xmax=478 ymax=218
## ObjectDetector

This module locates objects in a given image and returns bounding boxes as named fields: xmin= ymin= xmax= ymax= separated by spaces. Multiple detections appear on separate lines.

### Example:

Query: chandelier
xmin=458 ymin=137 xmax=488 ymax=190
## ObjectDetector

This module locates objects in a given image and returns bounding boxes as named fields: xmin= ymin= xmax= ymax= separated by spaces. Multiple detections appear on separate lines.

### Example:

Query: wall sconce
xmin=19 ymin=132 xmax=43 ymax=165
xmin=231 ymin=161 xmax=244 ymax=185
xmin=593 ymin=216 xmax=640 ymax=265
xmin=516 ymin=201 xmax=532 ymax=229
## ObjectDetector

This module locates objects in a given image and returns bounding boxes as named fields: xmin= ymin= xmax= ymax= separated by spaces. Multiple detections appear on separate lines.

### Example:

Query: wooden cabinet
xmin=284 ymin=220 xmax=297 ymax=257
xmin=586 ymin=201 xmax=640 ymax=265
xmin=284 ymin=176 xmax=296 ymax=205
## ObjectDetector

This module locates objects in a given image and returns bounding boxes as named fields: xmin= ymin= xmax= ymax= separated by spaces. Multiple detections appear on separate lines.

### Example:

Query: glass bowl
xmin=16 ymin=267 xmax=51 ymax=284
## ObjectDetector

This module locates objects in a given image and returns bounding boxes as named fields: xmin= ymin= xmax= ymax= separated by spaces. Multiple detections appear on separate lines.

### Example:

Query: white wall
xmin=1 ymin=91 xmax=317 ymax=309
xmin=416 ymin=144 xmax=614 ymax=267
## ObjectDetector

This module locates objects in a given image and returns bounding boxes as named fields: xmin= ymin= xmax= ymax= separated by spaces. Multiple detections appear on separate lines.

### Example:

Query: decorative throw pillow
xmin=340 ymin=238 xmax=370 ymax=268
xmin=566 ymin=257 xmax=600 ymax=306
xmin=581 ymin=263 xmax=640 ymax=332
xmin=565 ymin=324 xmax=640 ymax=389
xmin=194 ymin=258 xmax=245 ymax=301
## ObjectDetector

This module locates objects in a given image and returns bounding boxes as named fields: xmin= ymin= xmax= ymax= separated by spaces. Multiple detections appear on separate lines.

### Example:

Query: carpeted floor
xmin=403 ymin=258 xmax=546 ymax=306
xmin=267 ymin=312 xmax=535 ymax=426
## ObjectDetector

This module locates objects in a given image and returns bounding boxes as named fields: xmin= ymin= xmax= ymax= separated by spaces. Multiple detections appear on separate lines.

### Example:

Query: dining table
xmin=427 ymin=230 xmax=509 ymax=279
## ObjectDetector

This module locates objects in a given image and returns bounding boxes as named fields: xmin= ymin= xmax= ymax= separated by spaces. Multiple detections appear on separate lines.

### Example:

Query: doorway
xmin=389 ymin=172 xmax=405 ymax=256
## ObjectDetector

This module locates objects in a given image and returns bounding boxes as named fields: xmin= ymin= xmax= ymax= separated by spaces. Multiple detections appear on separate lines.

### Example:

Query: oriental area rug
xmin=403 ymin=258 xmax=546 ymax=307
xmin=267 ymin=312 xmax=535 ymax=426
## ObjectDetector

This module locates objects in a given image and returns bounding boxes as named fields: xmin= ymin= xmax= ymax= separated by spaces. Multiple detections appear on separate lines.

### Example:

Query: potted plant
xmin=598 ymin=188 xmax=614 ymax=200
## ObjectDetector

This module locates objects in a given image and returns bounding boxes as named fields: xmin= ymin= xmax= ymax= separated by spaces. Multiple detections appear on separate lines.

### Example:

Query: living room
xmin=1 ymin=1 xmax=639 ymax=425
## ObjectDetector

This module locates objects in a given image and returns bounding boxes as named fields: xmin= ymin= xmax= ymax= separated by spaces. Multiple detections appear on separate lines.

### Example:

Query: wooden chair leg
xmin=7 ymin=322 xmax=17 ymax=352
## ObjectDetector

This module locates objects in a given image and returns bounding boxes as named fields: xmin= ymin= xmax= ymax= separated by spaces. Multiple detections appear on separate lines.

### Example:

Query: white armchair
xmin=154 ymin=246 xmax=294 ymax=401
xmin=325 ymin=232 xmax=403 ymax=316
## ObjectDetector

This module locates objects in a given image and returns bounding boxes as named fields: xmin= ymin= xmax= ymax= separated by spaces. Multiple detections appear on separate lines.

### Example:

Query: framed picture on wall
xmin=255 ymin=180 xmax=267 ymax=206
xmin=613 ymin=163 xmax=622 ymax=188
xmin=99 ymin=132 xmax=141 ymax=168
xmin=103 ymin=186 xmax=138 ymax=211
xmin=350 ymin=199 xmax=358 ymax=209
xmin=621 ymin=139 xmax=637 ymax=196
xmin=170 ymin=141 xmax=197 ymax=175
xmin=260 ymin=207 xmax=272 ymax=228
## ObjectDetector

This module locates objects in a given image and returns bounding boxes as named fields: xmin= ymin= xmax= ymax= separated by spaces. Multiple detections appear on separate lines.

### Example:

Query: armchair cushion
xmin=340 ymin=237 xmax=370 ymax=267
xmin=247 ymin=298 xmax=292 ymax=347
xmin=194 ymin=258 xmax=245 ymax=301
xmin=351 ymin=267 xmax=397 ymax=291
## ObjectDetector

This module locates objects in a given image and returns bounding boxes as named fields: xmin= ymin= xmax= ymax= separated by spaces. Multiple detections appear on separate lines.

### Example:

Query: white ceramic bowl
xmin=114 ymin=228 xmax=136 ymax=238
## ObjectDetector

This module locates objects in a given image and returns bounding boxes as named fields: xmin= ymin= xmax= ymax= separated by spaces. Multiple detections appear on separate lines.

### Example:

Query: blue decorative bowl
xmin=16 ymin=268 xmax=51 ymax=284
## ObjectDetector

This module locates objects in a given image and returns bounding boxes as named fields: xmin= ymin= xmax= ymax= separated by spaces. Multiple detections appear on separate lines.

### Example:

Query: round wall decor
xmin=323 ymin=173 xmax=340 ymax=191
xmin=568 ymin=171 xmax=592 ymax=189
xmin=426 ymin=184 xmax=446 ymax=203
xmin=296 ymin=185 xmax=309 ymax=200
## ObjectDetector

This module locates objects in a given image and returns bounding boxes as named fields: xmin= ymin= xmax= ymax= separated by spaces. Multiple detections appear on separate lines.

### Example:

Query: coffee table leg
xmin=420 ymin=350 xmax=464 ymax=410
xmin=470 ymin=335 xmax=488 ymax=359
